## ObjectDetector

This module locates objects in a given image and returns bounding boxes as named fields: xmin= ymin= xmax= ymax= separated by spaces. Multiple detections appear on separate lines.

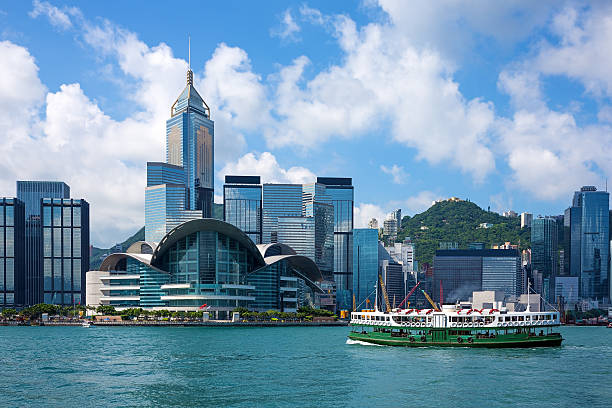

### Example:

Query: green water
xmin=0 ymin=326 xmax=609 ymax=407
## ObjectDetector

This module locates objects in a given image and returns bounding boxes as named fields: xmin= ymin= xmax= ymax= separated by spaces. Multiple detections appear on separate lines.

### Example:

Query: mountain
xmin=396 ymin=200 xmax=530 ymax=266
xmin=89 ymin=203 xmax=224 ymax=270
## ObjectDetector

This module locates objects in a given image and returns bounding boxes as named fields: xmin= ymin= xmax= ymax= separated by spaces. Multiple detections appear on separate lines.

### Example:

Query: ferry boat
xmin=349 ymin=305 xmax=563 ymax=348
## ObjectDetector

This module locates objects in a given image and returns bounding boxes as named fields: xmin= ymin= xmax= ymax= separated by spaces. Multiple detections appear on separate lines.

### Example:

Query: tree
xmin=96 ymin=305 xmax=117 ymax=315
xmin=1 ymin=308 xmax=17 ymax=319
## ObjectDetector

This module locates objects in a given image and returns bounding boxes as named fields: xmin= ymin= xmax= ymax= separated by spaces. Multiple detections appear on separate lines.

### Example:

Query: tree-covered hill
xmin=397 ymin=200 xmax=530 ymax=266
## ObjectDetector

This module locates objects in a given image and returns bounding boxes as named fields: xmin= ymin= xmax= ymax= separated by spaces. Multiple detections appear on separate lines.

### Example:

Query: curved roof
xmin=98 ymin=253 xmax=168 ymax=275
xmin=126 ymin=241 xmax=157 ymax=255
xmin=260 ymin=254 xmax=324 ymax=293
xmin=151 ymin=218 xmax=266 ymax=267
xmin=256 ymin=243 xmax=297 ymax=258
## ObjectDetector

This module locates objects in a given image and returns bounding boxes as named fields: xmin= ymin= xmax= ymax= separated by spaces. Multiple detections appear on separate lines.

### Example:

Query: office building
xmin=223 ymin=176 xmax=262 ymax=244
xmin=564 ymin=186 xmax=610 ymax=300
xmin=87 ymin=219 xmax=324 ymax=316
xmin=554 ymin=276 xmax=579 ymax=304
xmin=0 ymin=198 xmax=25 ymax=307
xmin=145 ymin=67 xmax=214 ymax=242
xmin=380 ymin=260 xmax=405 ymax=309
xmin=352 ymin=228 xmax=378 ymax=310
xmin=520 ymin=212 xmax=533 ymax=228
xmin=316 ymin=177 xmax=354 ymax=311
xmin=433 ymin=249 xmax=521 ymax=303
xmin=41 ymin=198 xmax=89 ymax=305
xmin=16 ymin=181 xmax=72 ymax=305
xmin=531 ymin=217 xmax=558 ymax=302
xmin=262 ymin=184 xmax=303 ymax=244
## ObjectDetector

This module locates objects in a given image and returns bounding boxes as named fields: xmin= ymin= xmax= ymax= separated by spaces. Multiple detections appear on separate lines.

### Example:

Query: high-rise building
xmin=433 ymin=249 xmax=521 ymax=303
xmin=520 ymin=212 xmax=533 ymax=228
xmin=352 ymin=228 xmax=378 ymax=311
xmin=223 ymin=176 xmax=262 ymax=244
xmin=16 ymin=181 xmax=71 ymax=305
xmin=262 ymin=184 xmax=303 ymax=243
xmin=316 ymin=177 xmax=354 ymax=311
xmin=41 ymin=198 xmax=89 ymax=305
xmin=145 ymin=67 xmax=214 ymax=242
xmin=531 ymin=217 xmax=558 ymax=302
xmin=564 ymin=186 xmax=610 ymax=300
xmin=0 ymin=198 xmax=25 ymax=307
xmin=380 ymin=260 xmax=405 ymax=309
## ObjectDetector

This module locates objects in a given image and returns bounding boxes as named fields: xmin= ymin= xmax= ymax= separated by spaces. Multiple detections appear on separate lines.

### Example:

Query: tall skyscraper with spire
xmin=145 ymin=49 xmax=214 ymax=243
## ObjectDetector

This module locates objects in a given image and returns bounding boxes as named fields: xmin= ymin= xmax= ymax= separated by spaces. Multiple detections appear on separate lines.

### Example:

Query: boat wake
xmin=346 ymin=338 xmax=384 ymax=347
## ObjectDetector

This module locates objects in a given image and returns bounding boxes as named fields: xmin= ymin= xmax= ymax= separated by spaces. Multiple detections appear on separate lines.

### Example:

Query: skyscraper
xmin=16 ymin=181 xmax=70 ymax=305
xmin=353 ymin=228 xmax=378 ymax=310
xmin=145 ymin=67 xmax=215 ymax=242
xmin=316 ymin=177 xmax=354 ymax=311
xmin=223 ymin=176 xmax=262 ymax=244
xmin=261 ymin=184 xmax=303 ymax=243
xmin=41 ymin=198 xmax=89 ymax=305
xmin=0 ymin=198 xmax=25 ymax=307
xmin=565 ymin=186 xmax=610 ymax=300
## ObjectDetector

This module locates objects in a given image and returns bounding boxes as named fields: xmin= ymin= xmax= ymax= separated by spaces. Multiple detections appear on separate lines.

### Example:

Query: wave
xmin=346 ymin=338 xmax=384 ymax=347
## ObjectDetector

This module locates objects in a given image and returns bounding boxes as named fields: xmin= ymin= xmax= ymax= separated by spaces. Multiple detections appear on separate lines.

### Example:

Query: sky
xmin=2 ymin=1 xmax=612 ymax=247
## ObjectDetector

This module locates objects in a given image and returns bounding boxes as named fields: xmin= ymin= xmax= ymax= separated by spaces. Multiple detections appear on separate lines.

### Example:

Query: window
xmin=53 ymin=228 xmax=61 ymax=257
xmin=43 ymin=206 xmax=52 ymax=226
xmin=73 ymin=206 xmax=81 ymax=227
xmin=73 ymin=228 xmax=81 ymax=257
xmin=5 ymin=227 xmax=13 ymax=257
xmin=53 ymin=206 xmax=62 ymax=226
xmin=43 ymin=228 xmax=52 ymax=257
xmin=63 ymin=228 xmax=71 ymax=258
xmin=5 ymin=206 xmax=13 ymax=226
xmin=44 ymin=259 xmax=52 ymax=290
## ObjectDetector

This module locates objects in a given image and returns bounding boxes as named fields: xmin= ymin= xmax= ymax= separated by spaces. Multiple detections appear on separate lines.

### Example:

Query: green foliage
xmin=96 ymin=305 xmax=117 ymax=315
xmin=397 ymin=200 xmax=530 ymax=265
xmin=566 ymin=308 xmax=607 ymax=320
xmin=1 ymin=308 xmax=17 ymax=318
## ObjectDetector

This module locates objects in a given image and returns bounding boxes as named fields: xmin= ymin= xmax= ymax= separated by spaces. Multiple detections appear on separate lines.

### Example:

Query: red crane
xmin=398 ymin=281 xmax=421 ymax=309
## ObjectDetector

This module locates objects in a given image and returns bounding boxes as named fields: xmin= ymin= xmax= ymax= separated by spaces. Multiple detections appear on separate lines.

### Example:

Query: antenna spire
xmin=188 ymin=35 xmax=191 ymax=70
xmin=187 ymin=35 xmax=193 ymax=85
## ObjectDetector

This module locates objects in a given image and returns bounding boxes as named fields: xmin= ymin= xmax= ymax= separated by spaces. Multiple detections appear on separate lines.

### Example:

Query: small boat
xmin=82 ymin=321 xmax=92 ymax=328
xmin=348 ymin=306 xmax=563 ymax=348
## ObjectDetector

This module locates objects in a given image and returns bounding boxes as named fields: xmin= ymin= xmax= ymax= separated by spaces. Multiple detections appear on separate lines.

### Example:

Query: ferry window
xmin=386 ymin=316 xmax=390 ymax=321
xmin=518 ymin=316 xmax=524 ymax=321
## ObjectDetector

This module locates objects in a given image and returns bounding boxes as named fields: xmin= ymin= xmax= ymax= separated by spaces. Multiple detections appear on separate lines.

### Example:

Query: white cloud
xmin=534 ymin=3 xmax=612 ymax=98
xmin=271 ymin=9 xmax=301 ymax=41
xmin=266 ymin=10 xmax=496 ymax=181
xmin=219 ymin=151 xmax=316 ymax=185
xmin=29 ymin=0 xmax=79 ymax=30
xmin=354 ymin=191 xmax=441 ymax=228
xmin=380 ymin=164 xmax=408 ymax=184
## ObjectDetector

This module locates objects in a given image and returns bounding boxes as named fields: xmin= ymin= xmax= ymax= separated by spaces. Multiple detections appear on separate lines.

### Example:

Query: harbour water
xmin=0 ymin=326 xmax=610 ymax=407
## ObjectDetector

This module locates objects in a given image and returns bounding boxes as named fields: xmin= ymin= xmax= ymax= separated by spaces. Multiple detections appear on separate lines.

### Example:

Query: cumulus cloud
xmin=29 ymin=0 xmax=79 ymax=30
xmin=271 ymin=9 xmax=300 ymax=41
xmin=380 ymin=164 xmax=408 ymax=184
xmin=219 ymin=151 xmax=316 ymax=185
xmin=266 ymin=9 xmax=496 ymax=181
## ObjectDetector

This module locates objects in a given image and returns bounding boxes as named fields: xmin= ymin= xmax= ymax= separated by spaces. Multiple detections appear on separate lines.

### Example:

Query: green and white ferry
xmin=349 ymin=305 xmax=563 ymax=348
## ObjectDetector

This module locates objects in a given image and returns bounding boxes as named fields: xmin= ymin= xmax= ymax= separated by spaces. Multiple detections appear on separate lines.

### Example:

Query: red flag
xmin=199 ymin=304 xmax=207 ymax=309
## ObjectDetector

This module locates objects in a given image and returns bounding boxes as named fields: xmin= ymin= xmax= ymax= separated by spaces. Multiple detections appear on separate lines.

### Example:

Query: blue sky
xmin=2 ymin=1 xmax=612 ymax=246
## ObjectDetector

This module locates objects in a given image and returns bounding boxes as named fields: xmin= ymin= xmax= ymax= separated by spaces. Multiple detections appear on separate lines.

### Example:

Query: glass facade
xmin=352 ymin=229 xmax=378 ymax=311
xmin=565 ymin=187 xmax=610 ymax=300
xmin=41 ymin=199 xmax=89 ymax=306
xmin=316 ymin=178 xmax=353 ymax=311
xmin=224 ymin=176 xmax=262 ymax=244
xmin=0 ymin=198 xmax=25 ymax=307
xmin=146 ymin=162 xmax=186 ymax=187
xmin=262 ymin=184 xmax=303 ymax=243
xmin=381 ymin=261 xmax=405 ymax=309
xmin=531 ymin=217 xmax=558 ymax=278
xmin=145 ymin=184 xmax=201 ymax=243
xmin=16 ymin=181 xmax=70 ymax=306
xmin=482 ymin=256 xmax=521 ymax=297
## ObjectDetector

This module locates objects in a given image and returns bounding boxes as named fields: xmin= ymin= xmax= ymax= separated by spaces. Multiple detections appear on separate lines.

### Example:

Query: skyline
xmin=2 ymin=1 xmax=612 ymax=246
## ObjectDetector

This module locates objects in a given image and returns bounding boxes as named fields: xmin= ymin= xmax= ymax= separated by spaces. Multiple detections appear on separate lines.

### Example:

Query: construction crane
xmin=378 ymin=274 xmax=392 ymax=313
xmin=421 ymin=289 xmax=440 ymax=312
xmin=398 ymin=281 xmax=421 ymax=309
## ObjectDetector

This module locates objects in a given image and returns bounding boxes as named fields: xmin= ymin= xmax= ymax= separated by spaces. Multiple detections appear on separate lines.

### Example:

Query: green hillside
xmin=397 ymin=200 xmax=530 ymax=266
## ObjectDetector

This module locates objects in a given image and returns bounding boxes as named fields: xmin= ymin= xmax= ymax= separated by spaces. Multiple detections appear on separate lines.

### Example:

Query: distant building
xmin=468 ymin=242 xmax=485 ymax=250
xmin=0 ymin=198 xmax=25 ymax=308
xmin=223 ymin=176 xmax=262 ymax=244
xmin=564 ymin=186 xmax=609 ymax=300
xmin=368 ymin=218 xmax=378 ymax=230
xmin=16 ymin=181 xmax=70 ymax=305
xmin=41 ymin=198 xmax=90 ymax=305
xmin=554 ymin=276 xmax=579 ymax=304
xmin=383 ymin=209 xmax=401 ymax=238
xmin=502 ymin=210 xmax=518 ymax=218
xmin=439 ymin=242 xmax=458 ymax=250
xmin=492 ymin=242 xmax=518 ymax=250
xmin=353 ymin=228 xmax=378 ymax=310
xmin=433 ymin=249 xmax=521 ymax=303
xmin=531 ymin=217 xmax=558 ymax=302
xmin=380 ymin=260 xmax=405 ymax=309
xmin=520 ymin=212 xmax=533 ymax=228
xmin=478 ymin=223 xmax=493 ymax=229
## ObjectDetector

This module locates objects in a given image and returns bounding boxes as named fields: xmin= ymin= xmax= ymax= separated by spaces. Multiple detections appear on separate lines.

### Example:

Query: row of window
xmin=42 ymin=227 xmax=82 ymax=257
xmin=42 ymin=205 xmax=82 ymax=227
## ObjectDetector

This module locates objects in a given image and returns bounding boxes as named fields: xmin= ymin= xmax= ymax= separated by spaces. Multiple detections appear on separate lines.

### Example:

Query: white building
xmin=520 ymin=212 xmax=533 ymax=228
xmin=368 ymin=218 xmax=378 ymax=230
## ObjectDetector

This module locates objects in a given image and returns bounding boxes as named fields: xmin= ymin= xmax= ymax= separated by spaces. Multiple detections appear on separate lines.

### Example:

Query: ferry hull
xmin=348 ymin=331 xmax=563 ymax=348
